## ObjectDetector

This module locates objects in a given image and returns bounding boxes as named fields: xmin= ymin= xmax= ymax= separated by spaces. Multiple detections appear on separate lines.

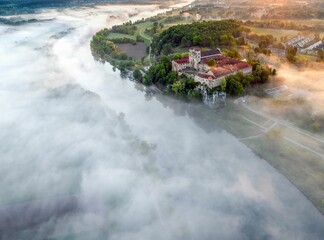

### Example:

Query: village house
xmin=172 ymin=48 xmax=252 ymax=88
xmin=300 ymin=40 xmax=323 ymax=53
xmin=285 ymin=34 xmax=323 ymax=53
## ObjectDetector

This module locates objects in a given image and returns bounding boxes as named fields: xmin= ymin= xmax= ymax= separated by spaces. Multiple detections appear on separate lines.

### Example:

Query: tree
xmin=182 ymin=77 xmax=198 ymax=92
xmin=207 ymin=58 xmax=216 ymax=66
xmin=143 ymin=74 xmax=153 ymax=85
xmin=118 ymin=62 xmax=126 ymax=72
xmin=188 ymin=89 xmax=202 ymax=100
xmin=286 ymin=46 xmax=297 ymax=63
xmin=237 ymin=36 xmax=246 ymax=45
xmin=173 ymin=54 xmax=182 ymax=60
xmin=228 ymin=35 xmax=236 ymax=47
xmin=223 ymin=49 xmax=241 ymax=59
xmin=254 ymin=47 xmax=260 ymax=54
xmin=172 ymin=81 xmax=185 ymax=95
xmin=156 ymin=65 xmax=167 ymax=83
xmin=160 ymin=55 xmax=172 ymax=72
xmin=225 ymin=76 xmax=245 ymax=96
xmin=220 ymin=34 xmax=229 ymax=45
xmin=166 ymin=71 xmax=178 ymax=84
xmin=162 ymin=43 xmax=173 ymax=55
xmin=318 ymin=49 xmax=324 ymax=61
xmin=181 ymin=36 xmax=191 ymax=47
xmin=272 ymin=69 xmax=277 ymax=76
xmin=133 ymin=69 xmax=143 ymax=82
xmin=119 ymin=52 xmax=128 ymax=60
xmin=251 ymin=64 xmax=270 ymax=84
xmin=143 ymin=65 xmax=156 ymax=85
xmin=219 ymin=78 xmax=226 ymax=92
xmin=193 ymin=35 xmax=202 ymax=46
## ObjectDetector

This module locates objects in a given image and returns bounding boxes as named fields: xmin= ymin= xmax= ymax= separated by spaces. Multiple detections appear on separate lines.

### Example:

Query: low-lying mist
xmin=0 ymin=3 xmax=323 ymax=240
xmin=252 ymin=54 xmax=324 ymax=132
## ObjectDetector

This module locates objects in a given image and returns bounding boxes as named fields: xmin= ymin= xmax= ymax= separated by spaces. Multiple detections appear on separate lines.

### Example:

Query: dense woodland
xmin=151 ymin=20 xmax=248 ymax=55
xmin=111 ymin=21 xmax=138 ymax=35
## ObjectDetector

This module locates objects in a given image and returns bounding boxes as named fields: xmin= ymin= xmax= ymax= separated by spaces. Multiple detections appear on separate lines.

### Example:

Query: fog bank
xmin=0 ymin=3 xmax=323 ymax=240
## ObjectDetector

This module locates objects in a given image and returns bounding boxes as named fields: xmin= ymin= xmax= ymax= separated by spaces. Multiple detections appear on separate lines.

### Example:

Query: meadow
xmin=247 ymin=26 xmax=301 ymax=39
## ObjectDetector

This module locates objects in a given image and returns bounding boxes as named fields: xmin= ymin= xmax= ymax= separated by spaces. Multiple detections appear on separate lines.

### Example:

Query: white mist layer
xmin=0 ymin=3 xmax=323 ymax=240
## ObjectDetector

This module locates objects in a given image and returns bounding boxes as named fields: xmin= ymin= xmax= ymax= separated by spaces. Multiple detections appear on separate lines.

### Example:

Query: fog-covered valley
xmin=0 ymin=2 xmax=324 ymax=239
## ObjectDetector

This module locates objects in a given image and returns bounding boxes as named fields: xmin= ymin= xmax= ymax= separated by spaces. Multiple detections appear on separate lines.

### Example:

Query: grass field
xmin=134 ymin=19 xmax=193 ymax=45
xmin=134 ymin=21 xmax=154 ymax=45
xmin=296 ymin=54 xmax=318 ymax=62
xmin=247 ymin=26 xmax=301 ymax=39
xmin=286 ymin=19 xmax=324 ymax=38
xmin=106 ymin=19 xmax=192 ymax=46
xmin=107 ymin=32 xmax=136 ymax=41
xmin=161 ymin=20 xmax=194 ymax=31
xmin=107 ymin=22 xmax=153 ymax=46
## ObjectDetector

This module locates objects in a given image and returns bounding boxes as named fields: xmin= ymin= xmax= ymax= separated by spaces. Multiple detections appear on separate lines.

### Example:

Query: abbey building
xmin=172 ymin=48 xmax=252 ymax=88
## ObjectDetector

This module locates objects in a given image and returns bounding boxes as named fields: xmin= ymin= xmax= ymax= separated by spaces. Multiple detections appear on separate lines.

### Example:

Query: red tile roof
xmin=174 ymin=57 xmax=189 ymax=64
xmin=210 ymin=68 xmax=231 ymax=79
xmin=234 ymin=62 xmax=251 ymax=70
xmin=197 ymin=73 xmax=216 ymax=79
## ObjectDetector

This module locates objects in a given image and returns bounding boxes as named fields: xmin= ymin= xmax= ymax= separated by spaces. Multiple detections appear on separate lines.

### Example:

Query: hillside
xmin=152 ymin=20 xmax=248 ymax=54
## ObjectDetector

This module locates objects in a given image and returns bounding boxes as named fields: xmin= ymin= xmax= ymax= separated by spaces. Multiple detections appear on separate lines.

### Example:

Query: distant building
xmin=181 ymin=12 xmax=202 ymax=21
xmin=300 ymin=40 xmax=323 ymax=53
xmin=172 ymin=48 xmax=252 ymax=88
xmin=285 ymin=35 xmax=303 ymax=47
xmin=285 ymin=34 xmax=323 ymax=53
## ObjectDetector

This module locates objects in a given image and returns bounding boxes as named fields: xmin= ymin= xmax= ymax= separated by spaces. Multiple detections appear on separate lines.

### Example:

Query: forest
xmin=151 ymin=20 xmax=249 ymax=55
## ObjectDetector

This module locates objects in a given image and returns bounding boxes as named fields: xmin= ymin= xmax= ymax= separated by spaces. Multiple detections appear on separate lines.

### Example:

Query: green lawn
xmin=161 ymin=20 xmax=194 ymax=31
xmin=107 ymin=21 xmax=158 ymax=46
xmin=134 ymin=18 xmax=193 ymax=45
xmin=107 ymin=18 xmax=194 ymax=47
xmin=247 ymin=26 xmax=301 ymax=39
xmin=296 ymin=54 xmax=318 ymax=62
xmin=107 ymin=32 xmax=136 ymax=41
xmin=134 ymin=21 xmax=155 ymax=45
xmin=106 ymin=22 xmax=153 ymax=45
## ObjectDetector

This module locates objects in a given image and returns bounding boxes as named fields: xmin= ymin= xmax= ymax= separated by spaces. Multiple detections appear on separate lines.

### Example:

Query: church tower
xmin=189 ymin=48 xmax=201 ymax=70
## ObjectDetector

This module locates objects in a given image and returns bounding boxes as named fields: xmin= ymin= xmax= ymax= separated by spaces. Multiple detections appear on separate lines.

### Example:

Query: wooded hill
xmin=151 ymin=20 xmax=249 ymax=54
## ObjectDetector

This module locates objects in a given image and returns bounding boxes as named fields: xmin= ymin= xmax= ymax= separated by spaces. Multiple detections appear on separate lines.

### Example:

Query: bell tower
xmin=189 ymin=48 xmax=201 ymax=70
